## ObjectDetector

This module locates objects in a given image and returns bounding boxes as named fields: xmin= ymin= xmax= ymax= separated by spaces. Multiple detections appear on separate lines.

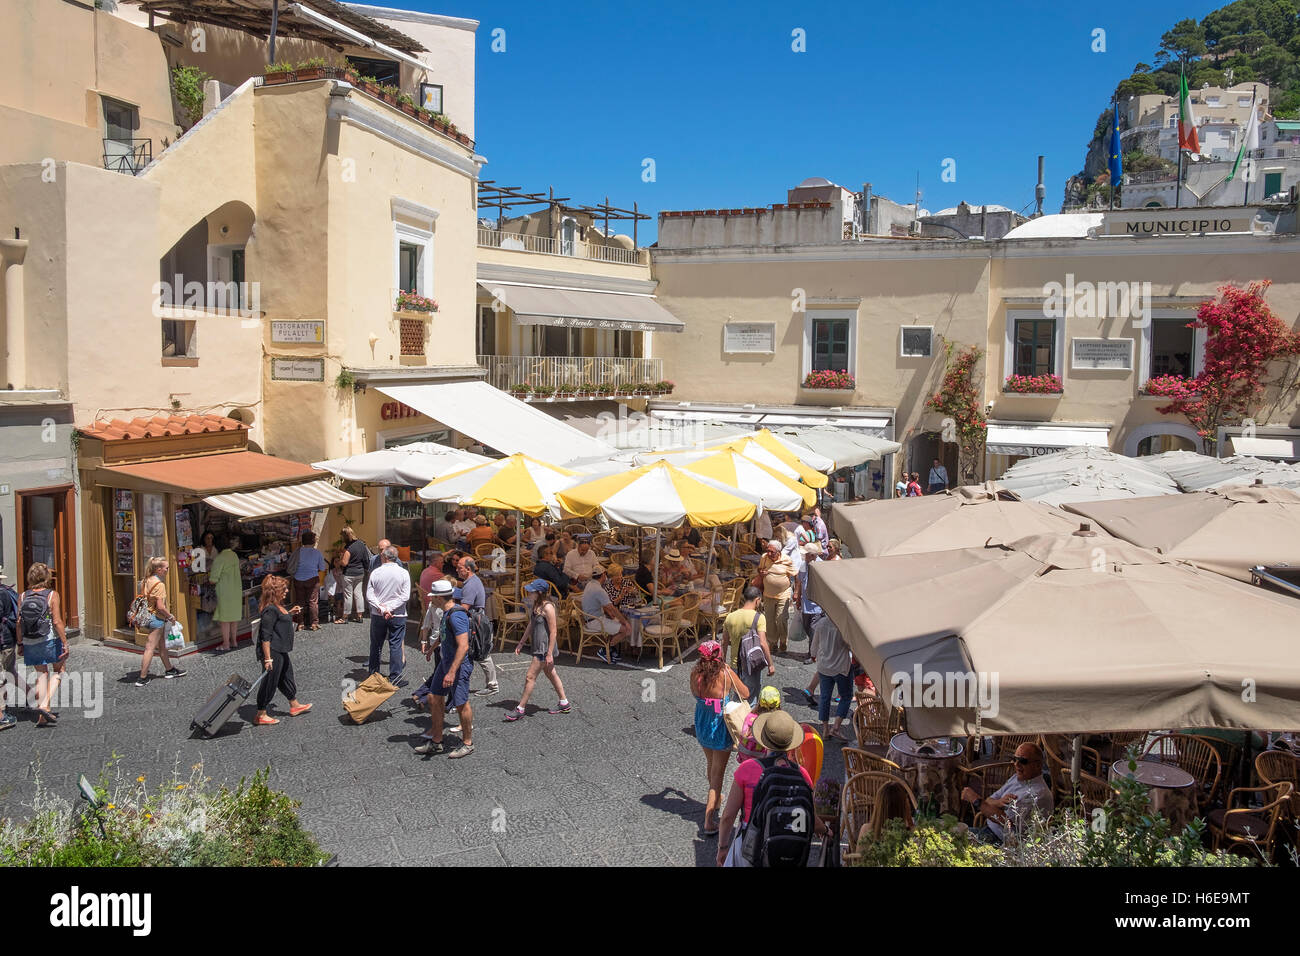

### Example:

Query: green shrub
xmin=0 ymin=763 xmax=326 ymax=868
xmin=171 ymin=64 xmax=212 ymax=128
xmin=264 ymin=61 xmax=295 ymax=74
xmin=854 ymin=814 xmax=1001 ymax=867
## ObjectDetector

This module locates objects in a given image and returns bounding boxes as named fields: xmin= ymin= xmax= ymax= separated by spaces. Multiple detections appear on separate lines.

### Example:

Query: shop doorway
xmin=16 ymin=485 xmax=78 ymax=630
xmin=908 ymin=435 xmax=959 ymax=492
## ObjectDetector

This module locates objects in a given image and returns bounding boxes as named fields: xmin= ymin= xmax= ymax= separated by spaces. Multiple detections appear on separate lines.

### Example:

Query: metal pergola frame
xmin=478 ymin=182 xmax=651 ymax=248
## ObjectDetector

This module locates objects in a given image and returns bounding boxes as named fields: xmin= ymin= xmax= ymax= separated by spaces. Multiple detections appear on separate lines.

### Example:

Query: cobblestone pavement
xmin=0 ymin=619 xmax=845 ymax=866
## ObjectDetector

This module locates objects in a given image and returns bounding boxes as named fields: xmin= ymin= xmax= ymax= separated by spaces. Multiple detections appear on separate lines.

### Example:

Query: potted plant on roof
xmin=378 ymin=83 xmax=399 ymax=106
xmin=357 ymin=75 xmax=381 ymax=97
xmin=596 ymin=382 xmax=615 ymax=397
xmin=397 ymin=91 xmax=418 ymax=117
xmin=263 ymin=61 xmax=295 ymax=85
xmin=655 ymin=380 xmax=676 ymax=395
xmin=556 ymin=383 xmax=576 ymax=398
xmin=578 ymin=381 xmax=597 ymax=399
xmin=294 ymin=57 xmax=327 ymax=81
xmin=533 ymin=384 xmax=555 ymax=400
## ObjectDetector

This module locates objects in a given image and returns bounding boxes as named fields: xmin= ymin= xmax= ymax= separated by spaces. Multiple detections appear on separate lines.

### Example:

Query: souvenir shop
xmin=77 ymin=416 xmax=360 ymax=648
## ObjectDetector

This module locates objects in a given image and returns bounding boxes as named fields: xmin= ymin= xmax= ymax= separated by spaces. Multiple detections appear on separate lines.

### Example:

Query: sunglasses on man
xmin=1011 ymin=755 xmax=1034 ymax=765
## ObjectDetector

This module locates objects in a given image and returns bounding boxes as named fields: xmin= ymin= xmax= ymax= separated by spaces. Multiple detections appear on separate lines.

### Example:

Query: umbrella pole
xmin=1070 ymin=733 xmax=1082 ymax=785
xmin=515 ymin=509 xmax=521 ymax=598
xmin=704 ymin=527 xmax=716 ymax=582
xmin=653 ymin=532 xmax=661 ymax=603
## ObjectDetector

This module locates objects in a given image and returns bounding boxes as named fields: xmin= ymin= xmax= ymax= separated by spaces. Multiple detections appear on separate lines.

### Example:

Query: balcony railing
xmin=478 ymin=354 xmax=663 ymax=393
xmin=477 ymin=227 xmax=647 ymax=266
xmin=103 ymin=138 xmax=152 ymax=175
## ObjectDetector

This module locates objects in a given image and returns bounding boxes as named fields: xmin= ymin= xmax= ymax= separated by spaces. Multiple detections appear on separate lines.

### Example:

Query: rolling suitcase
xmin=191 ymin=671 xmax=266 ymax=736
xmin=343 ymin=672 xmax=397 ymax=724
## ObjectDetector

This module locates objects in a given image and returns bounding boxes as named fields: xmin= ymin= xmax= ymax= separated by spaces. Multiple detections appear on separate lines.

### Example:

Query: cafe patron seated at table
xmin=961 ymin=742 xmax=1054 ymax=844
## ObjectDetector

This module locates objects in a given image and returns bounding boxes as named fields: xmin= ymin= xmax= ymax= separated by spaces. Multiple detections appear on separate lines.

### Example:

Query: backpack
xmin=19 ymin=589 xmax=53 ymax=642
xmin=0 ymin=585 xmax=17 ymax=648
xmin=465 ymin=605 xmax=495 ymax=663
xmin=127 ymin=583 xmax=154 ymax=629
xmin=742 ymin=756 xmax=815 ymax=868
xmin=737 ymin=610 xmax=767 ymax=676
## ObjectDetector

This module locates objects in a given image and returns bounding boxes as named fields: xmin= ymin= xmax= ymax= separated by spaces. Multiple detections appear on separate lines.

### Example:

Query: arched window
xmin=1136 ymin=433 xmax=1195 ymax=457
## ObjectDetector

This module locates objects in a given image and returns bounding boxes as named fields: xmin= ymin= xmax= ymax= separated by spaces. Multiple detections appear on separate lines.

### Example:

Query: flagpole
xmin=1244 ymin=86 xmax=1256 ymax=206
xmin=1176 ymin=147 xmax=1182 ymax=209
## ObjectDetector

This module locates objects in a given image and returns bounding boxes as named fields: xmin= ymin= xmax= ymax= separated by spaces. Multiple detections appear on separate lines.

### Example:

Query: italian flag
xmin=1178 ymin=67 xmax=1201 ymax=153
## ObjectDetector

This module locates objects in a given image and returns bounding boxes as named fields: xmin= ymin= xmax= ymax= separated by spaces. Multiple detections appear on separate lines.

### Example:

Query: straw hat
xmin=752 ymin=710 xmax=803 ymax=753
xmin=664 ymin=548 xmax=684 ymax=562
xmin=799 ymin=541 xmax=823 ymax=556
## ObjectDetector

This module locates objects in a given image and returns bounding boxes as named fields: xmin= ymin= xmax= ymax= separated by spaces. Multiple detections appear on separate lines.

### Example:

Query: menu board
xmin=140 ymin=493 xmax=166 ymax=564
xmin=174 ymin=508 xmax=194 ymax=549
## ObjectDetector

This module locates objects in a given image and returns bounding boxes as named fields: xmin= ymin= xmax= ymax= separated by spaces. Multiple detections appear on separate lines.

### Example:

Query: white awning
xmin=376 ymin=381 xmax=618 ymax=465
xmin=1230 ymin=436 xmax=1300 ymax=459
xmin=203 ymin=480 xmax=363 ymax=521
xmin=479 ymin=282 xmax=685 ymax=333
xmin=986 ymin=424 xmax=1110 ymax=457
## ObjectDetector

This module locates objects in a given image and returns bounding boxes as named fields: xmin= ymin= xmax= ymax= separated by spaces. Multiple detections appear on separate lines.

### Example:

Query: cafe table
xmin=888 ymin=733 xmax=965 ymax=815
xmin=624 ymin=604 xmax=659 ymax=649
xmin=1109 ymin=759 xmax=1196 ymax=831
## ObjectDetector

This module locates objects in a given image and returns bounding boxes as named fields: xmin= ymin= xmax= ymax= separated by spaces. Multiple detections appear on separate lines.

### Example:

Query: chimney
xmin=860 ymin=183 xmax=872 ymax=234
xmin=1035 ymin=156 xmax=1046 ymax=218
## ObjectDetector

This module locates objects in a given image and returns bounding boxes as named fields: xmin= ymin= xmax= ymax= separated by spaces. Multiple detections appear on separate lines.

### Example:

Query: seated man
xmin=960 ymin=741 xmax=1054 ymax=844
xmin=451 ymin=509 xmax=475 ymax=542
xmin=580 ymin=566 xmax=630 ymax=663
xmin=562 ymin=534 xmax=601 ymax=586
xmin=532 ymin=545 xmax=571 ymax=597
xmin=465 ymin=515 xmax=497 ymax=550
xmin=497 ymin=516 xmax=519 ymax=550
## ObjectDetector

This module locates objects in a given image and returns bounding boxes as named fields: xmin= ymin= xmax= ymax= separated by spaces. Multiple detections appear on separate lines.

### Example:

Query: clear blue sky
xmin=398 ymin=0 xmax=1226 ymax=241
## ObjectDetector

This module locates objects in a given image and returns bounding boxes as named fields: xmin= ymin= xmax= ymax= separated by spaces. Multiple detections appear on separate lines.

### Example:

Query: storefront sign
xmin=987 ymin=444 xmax=1069 ymax=458
xmin=1103 ymin=210 xmax=1254 ymax=237
xmin=270 ymin=321 xmax=325 ymax=344
xmin=270 ymin=358 xmax=325 ymax=381
xmin=380 ymin=401 xmax=424 ymax=421
xmin=723 ymin=322 xmax=776 ymax=354
xmin=1071 ymin=338 xmax=1132 ymax=370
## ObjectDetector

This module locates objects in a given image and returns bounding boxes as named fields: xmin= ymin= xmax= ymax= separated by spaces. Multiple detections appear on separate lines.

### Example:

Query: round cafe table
xmin=888 ymin=733 xmax=965 ymax=815
xmin=624 ymin=605 xmax=658 ymax=649
xmin=1109 ymin=759 xmax=1196 ymax=831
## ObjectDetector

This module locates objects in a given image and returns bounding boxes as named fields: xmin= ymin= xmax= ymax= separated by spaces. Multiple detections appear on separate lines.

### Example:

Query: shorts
xmin=148 ymin=615 xmax=168 ymax=631
xmin=585 ymin=618 xmax=621 ymax=636
xmin=428 ymin=656 xmax=474 ymax=708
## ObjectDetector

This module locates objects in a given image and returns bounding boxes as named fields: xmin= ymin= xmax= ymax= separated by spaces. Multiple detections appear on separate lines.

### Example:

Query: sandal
xmin=255 ymin=715 xmax=279 ymax=725
xmin=288 ymin=703 xmax=313 ymax=716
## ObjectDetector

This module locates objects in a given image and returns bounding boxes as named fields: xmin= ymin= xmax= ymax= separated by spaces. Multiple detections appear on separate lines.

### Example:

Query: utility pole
xmin=269 ymin=0 xmax=280 ymax=66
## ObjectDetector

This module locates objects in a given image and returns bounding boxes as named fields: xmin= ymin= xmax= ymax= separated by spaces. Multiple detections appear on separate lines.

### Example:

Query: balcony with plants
xmin=260 ymin=59 xmax=473 ymax=150
xmin=1002 ymin=373 xmax=1064 ymax=394
xmin=478 ymin=355 xmax=666 ymax=401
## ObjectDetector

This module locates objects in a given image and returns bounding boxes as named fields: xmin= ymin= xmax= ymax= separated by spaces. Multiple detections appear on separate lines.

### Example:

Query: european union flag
xmin=1108 ymin=102 xmax=1123 ymax=189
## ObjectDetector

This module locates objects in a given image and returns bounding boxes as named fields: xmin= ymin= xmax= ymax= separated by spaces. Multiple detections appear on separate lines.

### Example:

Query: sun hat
xmin=474 ymin=515 xmax=487 ymax=525
xmin=524 ymin=578 xmax=549 ymax=593
xmin=591 ymin=564 xmax=606 ymax=578
xmin=758 ymin=686 xmax=782 ymax=710
xmin=752 ymin=710 xmax=803 ymax=753
xmin=699 ymin=640 xmax=722 ymax=661
xmin=799 ymin=541 xmax=823 ymax=556
xmin=664 ymin=548 xmax=684 ymax=562
xmin=799 ymin=514 xmax=815 ymax=524
xmin=451 ymin=587 xmax=464 ymax=601
xmin=429 ymin=579 xmax=454 ymax=596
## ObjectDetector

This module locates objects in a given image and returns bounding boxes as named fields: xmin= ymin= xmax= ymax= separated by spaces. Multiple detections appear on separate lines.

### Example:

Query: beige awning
xmin=203 ymin=480 xmax=363 ymax=521
xmin=479 ymin=282 xmax=685 ymax=332
xmin=1230 ymin=435 xmax=1300 ymax=459
xmin=809 ymin=531 xmax=1300 ymax=737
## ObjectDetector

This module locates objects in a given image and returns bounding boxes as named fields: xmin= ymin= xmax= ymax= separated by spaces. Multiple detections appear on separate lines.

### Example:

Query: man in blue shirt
xmin=456 ymin=556 xmax=499 ymax=697
xmin=415 ymin=582 xmax=475 ymax=759
xmin=290 ymin=532 xmax=328 ymax=631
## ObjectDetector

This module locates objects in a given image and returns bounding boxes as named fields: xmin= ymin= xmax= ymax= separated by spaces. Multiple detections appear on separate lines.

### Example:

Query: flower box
xmin=1139 ymin=374 xmax=1196 ymax=399
xmin=1003 ymin=373 xmax=1063 ymax=394
xmin=802 ymin=370 xmax=856 ymax=390
xmin=394 ymin=291 xmax=439 ymax=314
xmin=262 ymin=70 xmax=293 ymax=86
xmin=295 ymin=68 xmax=325 ymax=81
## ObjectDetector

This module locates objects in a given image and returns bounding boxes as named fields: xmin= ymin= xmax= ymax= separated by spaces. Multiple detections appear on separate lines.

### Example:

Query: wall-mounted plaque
xmin=1071 ymin=338 xmax=1132 ymax=370
xmin=723 ymin=322 xmax=776 ymax=354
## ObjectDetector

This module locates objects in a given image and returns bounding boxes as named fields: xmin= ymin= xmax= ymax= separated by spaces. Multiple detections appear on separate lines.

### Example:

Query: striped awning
xmin=203 ymin=479 xmax=363 ymax=521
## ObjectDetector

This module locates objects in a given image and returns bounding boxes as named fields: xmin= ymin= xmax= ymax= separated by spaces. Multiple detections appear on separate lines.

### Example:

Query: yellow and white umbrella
xmin=654 ymin=432 xmax=829 ymax=490
xmin=682 ymin=448 xmax=815 ymax=513
xmin=417 ymin=453 xmax=579 ymax=515
xmin=557 ymin=460 xmax=758 ymax=601
xmin=418 ymin=453 xmax=581 ymax=593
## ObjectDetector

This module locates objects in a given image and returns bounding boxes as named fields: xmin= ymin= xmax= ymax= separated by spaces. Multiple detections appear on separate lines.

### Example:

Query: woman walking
xmin=811 ymin=614 xmax=854 ymax=740
xmin=17 ymin=563 xmax=67 ymax=726
xmin=207 ymin=534 xmax=242 ymax=651
xmin=690 ymin=639 xmax=748 ymax=837
xmin=253 ymin=575 xmax=311 ymax=726
xmin=504 ymin=578 xmax=571 ymax=721
xmin=135 ymin=557 xmax=186 ymax=686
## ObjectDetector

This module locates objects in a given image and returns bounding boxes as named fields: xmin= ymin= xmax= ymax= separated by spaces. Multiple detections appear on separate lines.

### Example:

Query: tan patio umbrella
xmin=1063 ymin=484 xmax=1300 ymax=582
xmin=807 ymin=528 xmax=1300 ymax=738
xmin=830 ymin=484 xmax=1099 ymax=558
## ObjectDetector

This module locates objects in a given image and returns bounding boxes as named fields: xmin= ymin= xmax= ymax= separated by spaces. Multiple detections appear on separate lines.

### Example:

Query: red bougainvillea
xmin=1154 ymin=281 xmax=1300 ymax=453
xmin=1003 ymin=373 xmax=1064 ymax=394
xmin=926 ymin=342 xmax=986 ymax=482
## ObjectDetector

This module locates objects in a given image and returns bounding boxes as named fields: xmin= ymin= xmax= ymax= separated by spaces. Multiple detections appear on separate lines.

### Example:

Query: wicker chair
xmin=956 ymin=761 xmax=1017 ymax=825
xmin=1143 ymin=733 xmax=1223 ymax=812
xmin=852 ymin=695 xmax=902 ymax=753
xmin=1206 ymin=782 xmax=1293 ymax=860
xmin=640 ymin=605 xmax=685 ymax=669
xmin=677 ymin=591 xmax=702 ymax=644
xmin=1053 ymin=770 xmax=1117 ymax=819
xmin=699 ymin=581 xmax=741 ymax=641
xmin=472 ymin=542 xmax=497 ymax=560
xmin=1255 ymin=750 xmax=1300 ymax=819
xmin=841 ymin=772 xmax=919 ymax=862
xmin=1040 ymin=734 xmax=1104 ymax=801
xmin=490 ymin=591 xmax=529 ymax=651
xmin=992 ymin=734 xmax=1042 ymax=761
xmin=555 ymin=597 xmax=580 ymax=654
xmin=842 ymin=747 xmax=918 ymax=791
xmin=576 ymin=609 xmax=620 ymax=664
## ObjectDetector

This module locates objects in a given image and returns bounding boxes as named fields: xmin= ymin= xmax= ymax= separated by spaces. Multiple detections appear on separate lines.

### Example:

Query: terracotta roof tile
xmin=79 ymin=413 xmax=249 ymax=441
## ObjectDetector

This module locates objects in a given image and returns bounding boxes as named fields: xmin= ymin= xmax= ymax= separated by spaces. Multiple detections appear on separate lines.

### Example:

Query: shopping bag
xmin=787 ymin=605 xmax=805 ymax=645
xmin=165 ymin=621 xmax=185 ymax=653
xmin=343 ymin=672 xmax=397 ymax=724
xmin=723 ymin=698 xmax=752 ymax=747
